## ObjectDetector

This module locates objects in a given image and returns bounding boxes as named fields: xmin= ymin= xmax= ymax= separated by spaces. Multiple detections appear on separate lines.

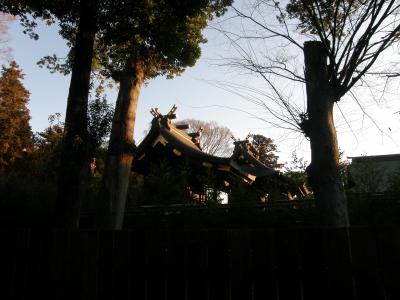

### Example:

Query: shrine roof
xmin=133 ymin=106 xmax=278 ymax=181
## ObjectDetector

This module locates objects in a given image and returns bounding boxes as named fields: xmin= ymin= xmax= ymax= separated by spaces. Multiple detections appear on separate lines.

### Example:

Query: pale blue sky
xmin=4 ymin=13 xmax=400 ymax=165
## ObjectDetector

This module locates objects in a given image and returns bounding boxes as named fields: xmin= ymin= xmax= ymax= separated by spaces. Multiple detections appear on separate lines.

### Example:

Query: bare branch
xmin=231 ymin=5 xmax=304 ymax=50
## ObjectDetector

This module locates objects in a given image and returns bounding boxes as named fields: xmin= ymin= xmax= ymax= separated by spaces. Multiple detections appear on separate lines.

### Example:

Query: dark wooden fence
xmin=124 ymin=199 xmax=316 ymax=214
xmin=1 ymin=227 xmax=400 ymax=300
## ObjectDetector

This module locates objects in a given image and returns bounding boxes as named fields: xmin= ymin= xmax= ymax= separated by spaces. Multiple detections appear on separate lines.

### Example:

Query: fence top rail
xmin=121 ymin=199 xmax=316 ymax=215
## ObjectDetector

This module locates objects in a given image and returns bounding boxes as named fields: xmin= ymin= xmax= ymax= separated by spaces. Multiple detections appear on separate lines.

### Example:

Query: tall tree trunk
xmin=99 ymin=59 xmax=144 ymax=229
xmin=303 ymin=41 xmax=350 ymax=227
xmin=56 ymin=0 xmax=97 ymax=228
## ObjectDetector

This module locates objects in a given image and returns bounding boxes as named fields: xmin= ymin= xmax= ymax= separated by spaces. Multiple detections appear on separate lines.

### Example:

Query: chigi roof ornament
xmin=132 ymin=106 xmax=277 ymax=192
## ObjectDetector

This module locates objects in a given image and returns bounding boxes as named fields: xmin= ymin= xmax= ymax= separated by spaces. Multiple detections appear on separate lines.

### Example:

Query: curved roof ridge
xmin=133 ymin=106 xmax=278 ymax=179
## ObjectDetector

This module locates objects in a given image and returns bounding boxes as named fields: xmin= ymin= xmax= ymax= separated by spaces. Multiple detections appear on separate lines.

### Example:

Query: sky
xmin=3 ymin=8 xmax=400 ymax=166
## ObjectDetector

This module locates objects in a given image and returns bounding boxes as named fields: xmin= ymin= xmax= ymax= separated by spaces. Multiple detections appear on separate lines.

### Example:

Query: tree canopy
xmin=96 ymin=0 xmax=231 ymax=81
xmin=0 ymin=61 xmax=33 ymax=168
xmin=248 ymin=134 xmax=282 ymax=169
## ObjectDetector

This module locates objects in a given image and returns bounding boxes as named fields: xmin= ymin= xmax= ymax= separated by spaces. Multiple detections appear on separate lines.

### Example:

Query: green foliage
xmin=338 ymin=150 xmax=350 ymax=186
xmin=283 ymin=151 xmax=309 ymax=188
xmin=129 ymin=161 xmax=195 ymax=206
xmin=87 ymin=93 xmax=114 ymax=152
xmin=6 ymin=0 xmax=232 ymax=82
xmin=37 ymin=52 xmax=74 ymax=75
xmin=0 ymin=61 xmax=33 ymax=168
xmin=0 ymin=98 xmax=113 ymax=221
xmin=286 ymin=0 xmax=361 ymax=36
xmin=0 ymin=114 xmax=63 ymax=222
xmin=31 ymin=113 xmax=64 ymax=179
xmin=95 ymin=0 xmax=233 ymax=81
xmin=248 ymin=134 xmax=282 ymax=168
xmin=229 ymin=179 xmax=258 ymax=203
xmin=196 ymin=168 xmax=225 ymax=204
xmin=255 ymin=174 xmax=292 ymax=201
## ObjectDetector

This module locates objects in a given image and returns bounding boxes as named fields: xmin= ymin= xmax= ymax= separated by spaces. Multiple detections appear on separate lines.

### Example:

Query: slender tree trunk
xmin=56 ymin=0 xmax=97 ymax=228
xmin=99 ymin=59 xmax=144 ymax=229
xmin=303 ymin=41 xmax=350 ymax=227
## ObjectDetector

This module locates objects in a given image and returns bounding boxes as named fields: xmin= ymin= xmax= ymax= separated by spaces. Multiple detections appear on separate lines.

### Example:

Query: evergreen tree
xmin=0 ymin=61 xmax=33 ymax=168
xmin=32 ymin=113 xmax=64 ymax=179
xmin=248 ymin=134 xmax=282 ymax=169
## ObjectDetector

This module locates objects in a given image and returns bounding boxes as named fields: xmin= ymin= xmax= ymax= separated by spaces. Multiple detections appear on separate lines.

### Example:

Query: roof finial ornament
xmin=150 ymin=107 xmax=162 ymax=118
xmin=188 ymin=126 xmax=203 ymax=148
xmin=188 ymin=128 xmax=203 ymax=139
xmin=166 ymin=104 xmax=178 ymax=120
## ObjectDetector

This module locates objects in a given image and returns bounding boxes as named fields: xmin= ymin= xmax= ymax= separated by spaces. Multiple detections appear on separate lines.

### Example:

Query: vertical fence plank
xmin=98 ymin=230 xmax=115 ymax=300
xmin=376 ymin=227 xmax=400 ymax=300
xmin=300 ymin=227 xmax=328 ymax=300
xmin=208 ymin=229 xmax=230 ymax=300
xmin=251 ymin=229 xmax=277 ymax=300
xmin=146 ymin=230 xmax=168 ymax=300
xmin=0 ymin=230 xmax=14 ymax=300
xmin=323 ymin=228 xmax=355 ymax=300
xmin=73 ymin=230 xmax=99 ymax=300
xmin=1 ymin=226 xmax=397 ymax=300
xmin=130 ymin=230 xmax=147 ymax=300
xmin=51 ymin=230 xmax=71 ymax=300
xmin=24 ymin=230 xmax=54 ymax=300
xmin=351 ymin=227 xmax=385 ymax=300
xmin=275 ymin=228 xmax=302 ymax=300
xmin=113 ymin=230 xmax=131 ymax=299
xmin=186 ymin=230 xmax=208 ymax=300
xmin=0 ymin=229 xmax=30 ymax=300
xmin=230 ymin=229 xmax=252 ymax=300
xmin=166 ymin=230 xmax=186 ymax=300
xmin=10 ymin=230 xmax=30 ymax=300
xmin=19 ymin=230 xmax=38 ymax=299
